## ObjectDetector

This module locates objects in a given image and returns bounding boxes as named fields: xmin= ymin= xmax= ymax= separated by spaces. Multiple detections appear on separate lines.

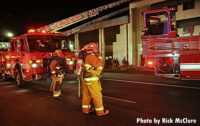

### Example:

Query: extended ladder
xmin=37 ymin=0 xmax=130 ymax=32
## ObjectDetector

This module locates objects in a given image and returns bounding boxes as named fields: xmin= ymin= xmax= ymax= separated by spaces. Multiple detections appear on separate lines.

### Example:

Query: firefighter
xmin=81 ymin=42 xmax=109 ymax=116
xmin=49 ymin=49 xmax=67 ymax=97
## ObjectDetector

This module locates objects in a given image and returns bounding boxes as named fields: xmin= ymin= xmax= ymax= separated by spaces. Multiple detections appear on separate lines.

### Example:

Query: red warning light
xmin=28 ymin=29 xmax=35 ymax=33
xmin=41 ymin=30 xmax=46 ymax=33
xmin=148 ymin=61 xmax=153 ymax=65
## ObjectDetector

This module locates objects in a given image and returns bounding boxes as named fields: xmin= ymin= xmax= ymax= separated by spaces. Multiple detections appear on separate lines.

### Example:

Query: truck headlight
xmin=6 ymin=63 xmax=11 ymax=68
xmin=68 ymin=61 xmax=74 ymax=65
xmin=32 ymin=63 xmax=38 ymax=68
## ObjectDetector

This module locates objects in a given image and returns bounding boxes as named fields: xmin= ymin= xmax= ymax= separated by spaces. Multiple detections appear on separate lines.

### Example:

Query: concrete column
xmin=131 ymin=8 xmax=138 ymax=66
xmin=131 ymin=7 xmax=148 ymax=66
xmin=128 ymin=23 xmax=133 ymax=65
xmin=99 ymin=28 xmax=105 ymax=60
xmin=125 ymin=23 xmax=129 ymax=65
xmin=130 ymin=1 xmax=160 ymax=66
xmin=74 ymin=33 xmax=80 ymax=50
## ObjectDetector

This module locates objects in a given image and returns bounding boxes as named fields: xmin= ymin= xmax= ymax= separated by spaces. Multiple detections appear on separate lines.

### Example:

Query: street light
xmin=6 ymin=32 xmax=14 ymax=38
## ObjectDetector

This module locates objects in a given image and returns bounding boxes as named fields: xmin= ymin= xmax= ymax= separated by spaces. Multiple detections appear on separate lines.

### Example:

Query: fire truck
xmin=0 ymin=0 xmax=130 ymax=87
xmin=1 ymin=30 xmax=73 ymax=87
xmin=141 ymin=8 xmax=200 ymax=80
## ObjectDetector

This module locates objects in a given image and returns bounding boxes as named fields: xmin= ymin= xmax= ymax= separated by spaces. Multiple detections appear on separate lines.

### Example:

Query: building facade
xmin=69 ymin=0 xmax=200 ymax=67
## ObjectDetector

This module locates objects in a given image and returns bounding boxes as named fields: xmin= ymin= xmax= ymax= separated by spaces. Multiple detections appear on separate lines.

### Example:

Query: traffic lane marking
xmin=0 ymin=82 xmax=137 ymax=106
xmin=103 ymin=96 xmax=136 ymax=104
xmin=103 ymin=78 xmax=200 ymax=90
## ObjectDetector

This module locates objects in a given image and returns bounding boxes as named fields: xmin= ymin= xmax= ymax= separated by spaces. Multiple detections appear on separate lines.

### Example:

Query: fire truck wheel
xmin=15 ymin=67 xmax=27 ymax=88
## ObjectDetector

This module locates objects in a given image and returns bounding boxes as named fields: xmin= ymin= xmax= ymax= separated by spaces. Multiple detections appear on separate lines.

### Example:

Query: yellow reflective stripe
xmin=84 ymin=64 xmax=92 ymax=68
xmin=85 ymin=64 xmax=103 ymax=70
xmin=84 ymin=64 xmax=93 ymax=70
xmin=53 ymin=91 xmax=61 ymax=97
xmin=57 ymin=74 xmax=64 ymax=78
xmin=85 ymin=82 xmax=92 ymax=85
xmin=95 ymin=106 xmax=104 ymax=111
xmin=84 ymin=64 xmax=91 ymax=66
xmin=56 ymin=66 xmax=60 ymax=69
xmin=84 ymin=76 xmax=99 ymax=81
xmin=98 ymin=66 xmax=103 ymax=70
xmin=82 ymin=105 xmax=91 ymax=108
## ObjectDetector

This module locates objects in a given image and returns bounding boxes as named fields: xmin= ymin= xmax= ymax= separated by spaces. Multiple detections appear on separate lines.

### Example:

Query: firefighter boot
xmin=53 ymin=81 xmax=61 ymax=98
xmin=96 ymin=109 xmax=109 ymax=116
xmin=82 ymin=105 xmax=94 ymax=114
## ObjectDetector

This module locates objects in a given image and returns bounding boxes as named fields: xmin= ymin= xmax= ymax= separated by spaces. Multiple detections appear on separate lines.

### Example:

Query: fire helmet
xmin=83 ymin=42 xmax=99 ymax=54
xmin=54 ymin=49 xmax=62 ymax=56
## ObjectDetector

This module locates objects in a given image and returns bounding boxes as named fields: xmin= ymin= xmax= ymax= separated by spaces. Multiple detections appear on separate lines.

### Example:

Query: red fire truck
xmin=0 ymin=0 xmax=130 ymax=87
xmin=1 ymin=30 xmax=74 ymax=87
xmin=141 ymin=8 xmax=200 ymax=80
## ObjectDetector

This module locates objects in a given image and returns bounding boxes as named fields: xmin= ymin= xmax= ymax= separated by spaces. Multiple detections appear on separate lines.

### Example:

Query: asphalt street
xmin=0 ymin=72 xmax=200 ymax=126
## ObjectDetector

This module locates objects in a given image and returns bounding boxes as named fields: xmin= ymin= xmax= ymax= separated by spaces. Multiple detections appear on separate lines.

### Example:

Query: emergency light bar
xmin=28 ymin=29 xmax=47 ymax=33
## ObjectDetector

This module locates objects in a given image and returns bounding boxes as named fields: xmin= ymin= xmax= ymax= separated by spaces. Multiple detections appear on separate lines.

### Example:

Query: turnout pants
xmin=82 ymin=78 xmax=105 ymax=116
xmin=50 ymin=75 xmax=63 ymax=97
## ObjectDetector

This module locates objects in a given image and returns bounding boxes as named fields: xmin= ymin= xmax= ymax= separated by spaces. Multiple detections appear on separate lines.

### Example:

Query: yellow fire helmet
xmin=54 ymin=49 xmax=62 ymax=56
xmin=83 ymin=42 xmax=99 ymax=53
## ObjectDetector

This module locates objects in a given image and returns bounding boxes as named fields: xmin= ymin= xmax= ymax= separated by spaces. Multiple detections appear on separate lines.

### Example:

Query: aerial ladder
xmin=37 ymin=0 xmax=130 ymax=32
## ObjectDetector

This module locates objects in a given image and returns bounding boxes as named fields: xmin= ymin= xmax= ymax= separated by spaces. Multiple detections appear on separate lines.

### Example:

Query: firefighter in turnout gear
xmin=50 ymin=49 xmax=67 ymax=98
xmin=81 ymin=42 xmax=109 ymax=116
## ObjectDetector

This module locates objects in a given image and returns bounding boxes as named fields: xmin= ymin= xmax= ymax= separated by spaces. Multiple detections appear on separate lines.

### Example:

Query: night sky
xmin=0 ymin=0 xmax=120 ymax=39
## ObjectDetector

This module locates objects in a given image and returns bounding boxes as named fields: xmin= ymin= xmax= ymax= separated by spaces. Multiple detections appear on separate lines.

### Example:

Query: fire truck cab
xmin=2 ymin=30 xmax=74 ymax=87
xmin=141 ymin=8 xmax=200 ymax=80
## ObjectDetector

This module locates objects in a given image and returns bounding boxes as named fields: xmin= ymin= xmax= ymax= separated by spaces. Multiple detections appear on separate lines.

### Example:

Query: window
xmin=183 ymin=0 xmax=195 ymax=10
xmin=145 ymin=11 xmax=169 ymax=35
xmin=183 ymin=26 xmax=189 ymax=33
xmin=183 ymin=25 xmax=194 ymax=34
xmin=27 ymin=35 xmax=70 ymax=52
xmin=16 ymin=39 xmax=25 ymax=51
